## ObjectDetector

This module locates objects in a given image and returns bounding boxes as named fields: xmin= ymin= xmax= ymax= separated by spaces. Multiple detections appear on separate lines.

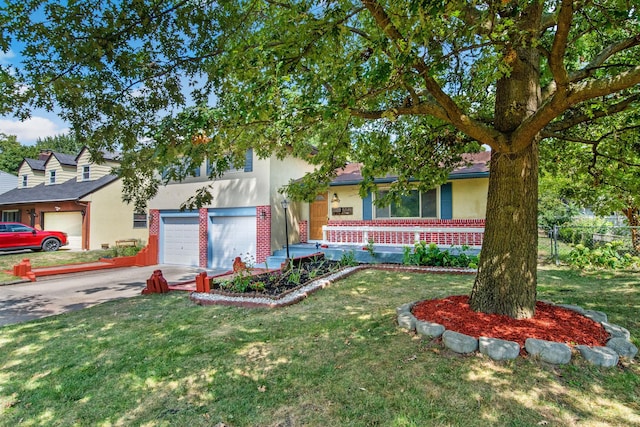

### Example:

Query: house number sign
xmin=332 ymin=207 xmax=353 ymax=215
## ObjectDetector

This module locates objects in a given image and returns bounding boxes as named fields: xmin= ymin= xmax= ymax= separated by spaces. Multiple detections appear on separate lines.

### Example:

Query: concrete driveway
xmin=0 ymin=264 xmax=205 ymax=327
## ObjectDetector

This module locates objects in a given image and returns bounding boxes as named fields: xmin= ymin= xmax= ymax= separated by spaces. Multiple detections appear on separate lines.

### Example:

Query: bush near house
xmin=403 ymin=242 xmax=479 ymax=269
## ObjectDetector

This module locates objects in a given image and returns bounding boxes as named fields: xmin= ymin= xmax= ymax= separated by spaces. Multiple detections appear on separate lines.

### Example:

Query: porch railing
xmin=321 ymin=225 xmax=485 ymax=248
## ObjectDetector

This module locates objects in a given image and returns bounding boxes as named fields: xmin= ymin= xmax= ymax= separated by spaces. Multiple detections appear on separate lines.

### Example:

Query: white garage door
xmin=161 ymin=216 xmax=200 ymax=266
xmin=210 ymin=216 xmax=256 ymax=269
xmin=44 ymin=211 xmax=83 ymax=250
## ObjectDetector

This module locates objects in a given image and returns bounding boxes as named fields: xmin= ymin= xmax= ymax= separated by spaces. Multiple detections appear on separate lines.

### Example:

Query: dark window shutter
xmin=363 ymin=192 xmax=372 ymax=220
xmin=244 ymin=149 xmax=253 ymax=172
xmin=440 ymin=183 xmax=452 ymax=219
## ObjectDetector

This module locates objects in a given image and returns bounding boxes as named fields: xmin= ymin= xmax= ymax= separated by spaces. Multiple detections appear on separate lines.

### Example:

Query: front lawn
xmin=0 ymin=249 xmax=112 ymax=283
xmin=0 ymin=266 xmax=638 ymax=426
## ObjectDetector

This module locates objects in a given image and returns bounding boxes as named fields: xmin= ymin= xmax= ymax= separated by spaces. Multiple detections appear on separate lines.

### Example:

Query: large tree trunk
xmin=469 ymin=145 xmax=539 ymax=318
xmin=469 ymin=3 xmax=541 ymax=319
xmin=622 ymin=207 xmax=640 ymax=252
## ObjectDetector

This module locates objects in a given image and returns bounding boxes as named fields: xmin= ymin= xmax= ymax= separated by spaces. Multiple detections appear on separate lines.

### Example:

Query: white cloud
xmin=0 ymin=49 xmax=16 ymax=65
xmin=0 ymin=116 xmax=69 ymax=144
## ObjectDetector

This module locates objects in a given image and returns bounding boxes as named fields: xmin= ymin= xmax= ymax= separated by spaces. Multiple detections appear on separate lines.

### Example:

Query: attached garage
xmin=209 ymin=212 xmax=256 ymax=269
xmin=160 ymin=215 xmax=200 ymax=266
xmin=44 ymin=211 xmax=83 ymax=250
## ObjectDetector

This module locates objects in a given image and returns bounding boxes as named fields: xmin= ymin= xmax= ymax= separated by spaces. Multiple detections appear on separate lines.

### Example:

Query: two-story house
xmin=0 ymin=147 xmax=148 ymax=250
xmin=147 ymin=149 xmax=315 ymax=269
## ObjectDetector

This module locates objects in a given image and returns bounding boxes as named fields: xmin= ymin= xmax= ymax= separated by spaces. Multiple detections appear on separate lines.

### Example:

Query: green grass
xmin=0 ymin=265 xmax=638 ymax=426
xmin=0 ymin=249 xmax=112 ymax=283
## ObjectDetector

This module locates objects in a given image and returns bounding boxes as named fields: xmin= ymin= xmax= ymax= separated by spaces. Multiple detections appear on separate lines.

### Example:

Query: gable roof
xmin=21 ymin=158 xmax=46 ymax=172
xmin=0 ymin=174 xmax=119 ymax=206
xmin=75 ymin=146 xmax=121 ymax=163
xmin=44 ymin=152 xmax=77 ymax=168
xmin=330 ymin=151 xmax=491 ymax=186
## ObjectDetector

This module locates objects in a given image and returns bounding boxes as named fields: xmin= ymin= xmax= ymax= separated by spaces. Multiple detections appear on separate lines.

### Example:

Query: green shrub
xmin=567 ymin=241 xmax=640 ymax=269
xmin=111 ymin=244 xmax=143 ymax=258
xmin=402 ymin=242 xmax=479 ymax=268
xmin=557 ymin=217 xmax=614 ymax=248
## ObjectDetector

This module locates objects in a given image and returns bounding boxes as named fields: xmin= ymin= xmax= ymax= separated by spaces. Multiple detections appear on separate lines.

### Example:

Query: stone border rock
xmin=190 ymin=264 xmax=476 ymax=308
xmin=397 ymin=301 xmax=637 ymax=367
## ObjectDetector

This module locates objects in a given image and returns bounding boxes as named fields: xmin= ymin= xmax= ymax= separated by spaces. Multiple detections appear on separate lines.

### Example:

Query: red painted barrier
xmin=141 ymin=269 xmax=170 ymax=294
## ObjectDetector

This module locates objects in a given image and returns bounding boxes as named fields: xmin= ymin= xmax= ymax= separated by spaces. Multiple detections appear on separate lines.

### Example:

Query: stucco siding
xmin=268 ymin=156 xmax=316 ymax=250
xmin=150 ymin=153 xmax=274 ymax=210
xmin=328 ymin=187 xmax=363 ymax=221
xmin=451 ymin=178 xmax=488 ymax=219
xmin=81 ymin=180 xmax=148 ymax=249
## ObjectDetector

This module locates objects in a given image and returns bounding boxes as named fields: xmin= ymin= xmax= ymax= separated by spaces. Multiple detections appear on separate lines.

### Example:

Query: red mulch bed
xmin=412 ymin=295 xmax=610 ymax=348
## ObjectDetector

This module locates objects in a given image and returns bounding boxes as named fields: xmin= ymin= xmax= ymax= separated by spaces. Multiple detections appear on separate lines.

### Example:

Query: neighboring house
xmin=302 ymin=151 xmax=490 ymax=247
xmin=0 ymin=147 xmax=148 ymax=250
xmin=147 ymin=149 xmax=315 ymax=269
xmin=147 ymin=149 xmax=490 ymax=269
xmin=0 ymin=171 xmax=17 ymax=195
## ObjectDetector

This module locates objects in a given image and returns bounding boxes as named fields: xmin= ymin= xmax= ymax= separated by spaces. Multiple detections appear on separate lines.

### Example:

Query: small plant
xmin=364 ymin=238 xmax=376 ymax=257
xmin=223 ymin=253 xmax=255 ymax=292
xmin=339 ymin=250 xmax=358 ymax=267
xmin=249 ymin=281 xmax=265 ymax=292
xmin=287 ymin=263 xmax=302 ymax=285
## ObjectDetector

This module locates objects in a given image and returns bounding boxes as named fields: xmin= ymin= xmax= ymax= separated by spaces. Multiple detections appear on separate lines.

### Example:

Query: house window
xmin=82 ymin=165 xmax=90 ymax=180
xmin=49 ymin=170 xmax=56 ymax=184
xmin=133 ymin=212 xmax=148 ymax=228
xmin=207 ymin=148 xmax=253 ymax=175
xmin=2 ymin=210 xmax=20 ymax=222
xmin=375 ymin=188 xmax=438 ymax=218
xmin=22 ymin=175 xmax=28 ymax=187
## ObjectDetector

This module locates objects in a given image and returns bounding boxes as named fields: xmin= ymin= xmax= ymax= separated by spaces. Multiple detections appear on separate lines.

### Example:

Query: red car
xmin=0 ymin=222 xmax=69 ymax=252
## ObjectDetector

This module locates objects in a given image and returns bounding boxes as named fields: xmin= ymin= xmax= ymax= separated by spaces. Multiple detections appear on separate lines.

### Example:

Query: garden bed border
xmin=189 ymin=264 xmax=476 ymax=308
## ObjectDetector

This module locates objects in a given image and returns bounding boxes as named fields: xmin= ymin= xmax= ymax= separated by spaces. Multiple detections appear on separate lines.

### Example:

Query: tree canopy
xmin=0 ymin=133 xmax=83 ymax=174
xmin=1 ymin=1 xmax=638 ymax=317
xmin=0 ymin=133 xmax=37 ymax=174
xmin=540 ymin=106 xmax=640 ymax=249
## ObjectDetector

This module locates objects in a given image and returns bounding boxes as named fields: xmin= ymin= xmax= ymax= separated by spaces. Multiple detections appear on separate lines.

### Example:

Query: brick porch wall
xmin=325 ymin=219 xmax=485 ymax=246
xmin=256 ymin=205 xmax=271 ymax=263
xmin=299 ymin=220 xmax=308 ymax=243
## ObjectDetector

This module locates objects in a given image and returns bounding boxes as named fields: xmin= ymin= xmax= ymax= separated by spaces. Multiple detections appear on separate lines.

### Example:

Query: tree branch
xmin=569 ymin=34 xmax=640 ymax=84
xmin=518 ymin=66 xmax=640 ymax=144
xmin=548 ymin=0 xmax=573 ymax=91
xmin=360 ymin=0 xmax=505 ymax=148
xmin=544 ymin=93 xmax=640 ymax=133
xmin=568 ymin=65 xmax=640 ymax=104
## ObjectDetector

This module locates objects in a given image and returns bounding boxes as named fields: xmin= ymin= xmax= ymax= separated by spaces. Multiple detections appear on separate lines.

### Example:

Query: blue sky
xmin=0 ymin=44 xmax=70 ymax=145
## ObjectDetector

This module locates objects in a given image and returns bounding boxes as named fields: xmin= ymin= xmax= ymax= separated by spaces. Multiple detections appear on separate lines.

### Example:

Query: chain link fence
xmin=549 ymin=225 xmax=640 ymax=265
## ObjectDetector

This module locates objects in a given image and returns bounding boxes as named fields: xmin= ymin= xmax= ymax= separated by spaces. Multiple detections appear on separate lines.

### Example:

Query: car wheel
xmin=42 ymin=238 xmax=61 ymax=252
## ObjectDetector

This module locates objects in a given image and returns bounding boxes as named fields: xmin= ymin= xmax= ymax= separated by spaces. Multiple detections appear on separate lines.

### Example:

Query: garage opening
xmin=44 ymin=211 xmax=83 ymax=250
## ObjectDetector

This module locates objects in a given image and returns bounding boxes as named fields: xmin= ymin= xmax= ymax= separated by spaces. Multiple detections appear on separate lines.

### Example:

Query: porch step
xmin=267 ymin=243 xmax=407 ymax=266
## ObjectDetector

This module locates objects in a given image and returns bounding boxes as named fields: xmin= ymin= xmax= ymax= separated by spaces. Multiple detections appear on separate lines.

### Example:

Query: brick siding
xmin=299 ymin=220 xmax=308 ymax=243
xmin=256 ymin=205 xmax=271 ymax=263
